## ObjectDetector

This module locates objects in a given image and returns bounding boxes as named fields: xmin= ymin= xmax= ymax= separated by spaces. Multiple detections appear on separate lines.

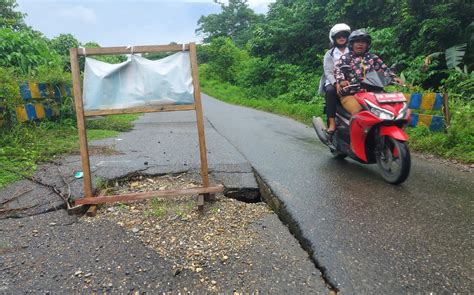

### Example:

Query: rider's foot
xmin=324 ymin=128 xmax=335 ymax=142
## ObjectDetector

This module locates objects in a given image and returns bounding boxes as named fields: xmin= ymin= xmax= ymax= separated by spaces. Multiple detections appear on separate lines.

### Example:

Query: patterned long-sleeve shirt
xmin=334 ymin=52 xmax=395 ymax=96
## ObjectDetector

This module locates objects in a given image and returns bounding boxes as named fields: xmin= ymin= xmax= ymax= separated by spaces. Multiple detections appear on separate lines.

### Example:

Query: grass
xmin=201 ymin=78 xmax=324 ymax=125
xmin=86 ymin=113 xmax=141 ymax=132
xmin=202 ymin=78 xmax=473 ymax=164
xmin=143 ymin=198 xmax=166 ymax=218
xmin=0 ymin=114 xmax=141 ymax=188
xmin=406 ymin=125 xmax=473 ymax=163
xmin=142 ymin=197 xmax=195 ymax=219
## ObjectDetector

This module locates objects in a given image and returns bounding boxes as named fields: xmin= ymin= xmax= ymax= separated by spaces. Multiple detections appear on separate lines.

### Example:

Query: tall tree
xmin=196 ymin=0 xmax=263 ymax=47
xmin=50 ymin=34 xmax=79 ymax=57
xmin=247 ymin=0 xmax=327 ymax=68
xmin=394 ymin=0 xmax=473 ymax=56
xmin=49 ymin=34 xmax=80 ymax=71
xmin=0 ymin=0 xmax=26 ymax=30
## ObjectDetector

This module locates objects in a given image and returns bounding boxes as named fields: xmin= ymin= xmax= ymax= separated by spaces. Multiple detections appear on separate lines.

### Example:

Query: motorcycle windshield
xmin=361 ymin=71 xmax=391 ymax=88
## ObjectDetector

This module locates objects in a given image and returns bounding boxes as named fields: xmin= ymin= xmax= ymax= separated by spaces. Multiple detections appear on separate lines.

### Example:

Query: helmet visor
xmin=334 ymin=32 xmax=349 ymax=39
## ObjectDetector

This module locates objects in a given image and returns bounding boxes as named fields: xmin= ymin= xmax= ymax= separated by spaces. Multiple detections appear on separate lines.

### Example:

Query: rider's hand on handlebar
xmin=337 ymin=81 xmax=349 ymax=96
xmin=393 ymin=77 xmax=404 ymax=85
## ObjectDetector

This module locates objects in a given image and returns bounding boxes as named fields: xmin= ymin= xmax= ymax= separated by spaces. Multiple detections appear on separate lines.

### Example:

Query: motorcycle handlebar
xmin=342 ymin=84 xmax=359 ymax=90
xmin=390 ymin=81 xmax=407 ymax=87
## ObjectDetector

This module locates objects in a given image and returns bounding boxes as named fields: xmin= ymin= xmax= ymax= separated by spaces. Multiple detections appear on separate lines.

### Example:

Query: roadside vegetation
xmin=0 ymin=1 xmax=138 ymax=187
xmin=0 ymin=0 xmax=472 ymax=191
xmin=196 ymin=0 xmax=473 ymax=163
xmin=0 ymin=114 xmax=139 ymax=188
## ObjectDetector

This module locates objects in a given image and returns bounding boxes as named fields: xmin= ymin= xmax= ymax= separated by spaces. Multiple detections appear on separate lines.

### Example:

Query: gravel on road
xmin=0 ymin=173 xmax=329 ymax=294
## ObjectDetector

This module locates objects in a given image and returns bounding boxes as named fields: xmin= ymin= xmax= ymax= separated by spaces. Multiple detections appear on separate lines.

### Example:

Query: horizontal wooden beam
xmin=74 ymin=185 xmax=224 ymax=205
xmin=84 ymin=104 xmax=195 ymax=116
xmin=76 ymin=44 xmax=190 ymax=56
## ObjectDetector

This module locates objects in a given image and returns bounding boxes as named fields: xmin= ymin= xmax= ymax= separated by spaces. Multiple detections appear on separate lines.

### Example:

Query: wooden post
xmin=69 ymin=44 xmax=216 ymax=213
xmin=442 ymin=93 xmax=450 ymax=129
xmin=70 ymin=48 xmax=94 ymax=202
xmin=189 ymin=43 xmax=210 ymax=209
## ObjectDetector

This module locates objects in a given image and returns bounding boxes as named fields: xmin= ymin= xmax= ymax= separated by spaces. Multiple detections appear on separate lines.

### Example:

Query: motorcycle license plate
xmin=375 ymin=93 xmax=407 ymax=103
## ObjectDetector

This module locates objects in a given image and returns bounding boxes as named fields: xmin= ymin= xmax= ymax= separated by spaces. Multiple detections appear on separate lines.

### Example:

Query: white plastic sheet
xmin=83 ymin=52 xmax=194 ymax=111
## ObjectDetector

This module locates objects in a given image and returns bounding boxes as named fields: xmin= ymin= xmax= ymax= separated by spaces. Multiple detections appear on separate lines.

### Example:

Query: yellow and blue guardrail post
xmin=15 ymin=82 xmax=71 ymax=122
xmin=405 ymin=92 xmax=448 ymax=132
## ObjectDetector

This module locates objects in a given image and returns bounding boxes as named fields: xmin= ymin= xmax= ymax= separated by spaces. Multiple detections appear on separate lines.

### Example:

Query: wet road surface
xmin=202 ymin=94 xmax=473 ymax=293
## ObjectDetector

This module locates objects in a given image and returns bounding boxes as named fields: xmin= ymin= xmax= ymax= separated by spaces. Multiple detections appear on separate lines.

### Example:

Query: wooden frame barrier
xmin=69 ymin=43 xmax=223 ymax=213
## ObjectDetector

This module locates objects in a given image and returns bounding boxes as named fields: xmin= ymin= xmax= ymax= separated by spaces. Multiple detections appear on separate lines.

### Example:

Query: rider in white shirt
xmin=318 ymin=23 xmax=351 ymax=135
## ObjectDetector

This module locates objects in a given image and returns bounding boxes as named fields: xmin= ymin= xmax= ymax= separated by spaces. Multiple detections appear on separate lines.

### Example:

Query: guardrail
xmin=0 ymin=82 xmax=72 ymax=127
xmin=404 ymin=92 xmax=450 ymax=132
xmin=14 ymin=82 xmax=71 ymax=122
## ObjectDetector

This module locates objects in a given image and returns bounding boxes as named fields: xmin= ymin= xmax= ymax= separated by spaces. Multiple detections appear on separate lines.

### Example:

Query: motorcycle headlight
xmin=364 ymin=99 xmax=395 ymax=120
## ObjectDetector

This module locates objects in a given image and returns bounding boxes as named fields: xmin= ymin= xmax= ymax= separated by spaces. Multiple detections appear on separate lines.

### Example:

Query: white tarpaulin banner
xmin=83 ymin=52 xmax=194 ymax=111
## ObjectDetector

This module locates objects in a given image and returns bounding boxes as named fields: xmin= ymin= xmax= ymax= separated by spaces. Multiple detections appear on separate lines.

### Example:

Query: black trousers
xmin=324 ymin=84 xmax=338 ymax=118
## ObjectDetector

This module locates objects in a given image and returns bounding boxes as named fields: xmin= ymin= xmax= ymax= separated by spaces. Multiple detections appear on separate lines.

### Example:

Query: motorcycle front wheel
xmin=376 ymin=136 xmax=411 ymax=184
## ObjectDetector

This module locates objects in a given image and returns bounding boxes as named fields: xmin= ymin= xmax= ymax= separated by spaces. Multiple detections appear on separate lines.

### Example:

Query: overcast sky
xmin=16 ymin=0 xmax=275 ymax=46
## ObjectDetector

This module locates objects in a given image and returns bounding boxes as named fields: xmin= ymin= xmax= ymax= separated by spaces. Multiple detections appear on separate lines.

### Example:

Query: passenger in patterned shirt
xmin=334 ymin=30 xmax=402 ymax=114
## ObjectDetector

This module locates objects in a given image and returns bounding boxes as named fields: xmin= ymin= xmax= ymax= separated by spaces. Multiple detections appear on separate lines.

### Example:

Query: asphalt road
xmin=201 ymin=94 xmax=473 ymax=293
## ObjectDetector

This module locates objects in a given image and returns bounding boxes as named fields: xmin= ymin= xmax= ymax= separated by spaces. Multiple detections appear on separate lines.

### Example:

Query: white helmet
xmin=329 ymin=23 xmax=351 ymax=45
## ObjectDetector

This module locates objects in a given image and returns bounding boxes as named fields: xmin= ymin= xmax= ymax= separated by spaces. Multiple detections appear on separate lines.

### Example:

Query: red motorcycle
xmin=313 ymin=72 xmax=411 ymax=184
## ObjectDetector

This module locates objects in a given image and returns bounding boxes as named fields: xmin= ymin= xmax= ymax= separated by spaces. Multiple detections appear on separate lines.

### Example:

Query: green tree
xmin=204 ymin=37 xmax=247 ymax=82
xmin=0 ymin=0 xmax=26 ymax=30
xmin=324 ymin=0 xmax=399 ymax=30
xmin=0 ymin=28 xmax=62 ymax=75
xmin=82 ymin=41 xmax=127 ymax=64
xmin=49 ymin=33 xmax=80 ymax=71
xmin=395 ymin=1 xmax=473 ymax=57
xmin=247 ymin=0 xmax=327 ymax=68
xmin=196 ymin=0 xmax=263 ymax=47
xmin=50 ymin=34 xmax=80 ymax=57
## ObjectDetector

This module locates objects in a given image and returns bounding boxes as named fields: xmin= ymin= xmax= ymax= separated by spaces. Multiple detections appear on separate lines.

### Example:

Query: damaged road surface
xmin=0 ymin=177 xmax=327 ymax=293
xmin=2 ymin=95 xmax=472 ymax=293
xmin=202 ymin=94 xmax=473 ymax=293
xmin=0 ymin=111 xmax=330 ymax=293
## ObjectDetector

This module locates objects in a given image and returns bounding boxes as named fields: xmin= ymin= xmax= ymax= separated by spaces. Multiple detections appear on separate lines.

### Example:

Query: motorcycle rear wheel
xmin=376 ymin=136 xmax=411 ymax=184
xmin=312 ymin=116 xmax=328 ymax=144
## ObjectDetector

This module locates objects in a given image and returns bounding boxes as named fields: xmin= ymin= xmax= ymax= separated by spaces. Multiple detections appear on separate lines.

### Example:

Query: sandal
xmin=324 ymin=129 xmax=335 ymax=142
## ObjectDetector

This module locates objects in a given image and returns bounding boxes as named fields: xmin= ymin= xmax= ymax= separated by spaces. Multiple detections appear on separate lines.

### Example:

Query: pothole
xmin=91 ymin=172 xmax=273 ymax=292
xmin=90 ymin=170 xmax=337 ymax=292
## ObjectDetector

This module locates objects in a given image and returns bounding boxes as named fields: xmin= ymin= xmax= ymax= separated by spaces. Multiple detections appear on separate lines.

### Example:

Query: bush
xmin=369 ymin=27 xmax=406 ymax=68
xmin=205 ymin=37 xmax=247 ymax=83
xmin=276 ymin=71 xmax=318 ymax=103
xmin=201 ymin=77 xmax=324 ymax=124
xmin=0 ymin=28 xmax=62 ymax=75
xmin=236 ymin=56 xmax=274 ymax=88
xmin=407 ymin=97 xmax=473 ymax=162
xmin=0 ymin=67 xmax=22 ymax=128
xmin=441 ymin=67 xmax=474 ymax=101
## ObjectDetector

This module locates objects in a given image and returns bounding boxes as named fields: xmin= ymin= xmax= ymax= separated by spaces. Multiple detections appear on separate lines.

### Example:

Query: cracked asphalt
xmin=202 ymin=94 xmax=473 ymax=293
xmin=0 ymin=107 xmax=330 ymax=293
xmin=1 ymin=94 xmax=472 ymax=293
